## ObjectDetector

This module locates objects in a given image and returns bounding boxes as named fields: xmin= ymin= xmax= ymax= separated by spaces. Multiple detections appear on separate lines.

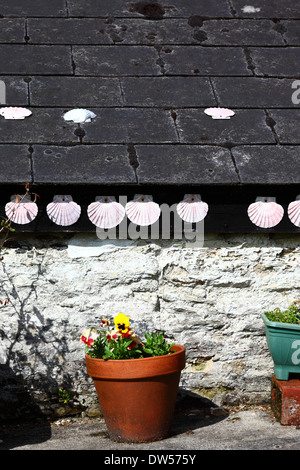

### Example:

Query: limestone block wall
xmin=1 ymin=232 xmax=300 ymax=420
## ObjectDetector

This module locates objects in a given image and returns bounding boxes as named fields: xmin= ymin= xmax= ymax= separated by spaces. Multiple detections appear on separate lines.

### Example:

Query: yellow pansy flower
xmin=114 ymin=313 xmax=130 ymax=334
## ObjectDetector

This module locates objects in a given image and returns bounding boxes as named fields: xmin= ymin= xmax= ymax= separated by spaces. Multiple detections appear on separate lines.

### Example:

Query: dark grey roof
xmin=0 ymin=0 xmax=299 ymax=188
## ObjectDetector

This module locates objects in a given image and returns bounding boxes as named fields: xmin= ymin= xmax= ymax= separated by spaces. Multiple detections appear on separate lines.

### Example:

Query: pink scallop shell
xmin=288 ymin=198 xmax=300 ymax=227
xmin=177 ymin=194 xmax=208 ymax=223
xmin=0 ymin=107 xmax=32 ymax=119
xmin=204 ymin=107 xmax=235 ymax=119
xmin=87 ymin=196 xmax=125 ymax=229
xmin=247 ymin=197 xmax=284 ymax=228
xmin=5 ymin=195 xmax=38 ymax=224
xmin=46 ymin=195 xmax=81 ymax=226
xmin=125 ymin=194 xmax=161 ymax=226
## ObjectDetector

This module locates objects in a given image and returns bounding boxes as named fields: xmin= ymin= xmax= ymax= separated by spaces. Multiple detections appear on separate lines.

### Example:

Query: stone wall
xmin=1 ymin=231 xmax=300 ymax=421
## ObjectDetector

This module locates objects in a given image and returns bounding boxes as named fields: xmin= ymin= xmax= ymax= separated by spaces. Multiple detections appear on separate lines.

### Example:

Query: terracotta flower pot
xmin=85 ymin=345 xmax=186 ymax=442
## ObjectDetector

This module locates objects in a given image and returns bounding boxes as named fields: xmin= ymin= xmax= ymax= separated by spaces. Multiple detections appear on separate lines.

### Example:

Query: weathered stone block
xmin=0 ymin=108 xmax=78 ymax=144
xmin=199 ymin=19 xmax=284 ymax=46
xmin=0 ymin=19 xmax=26 ymax=43
xmin=232 ymin=145 xmax=300 ymax=184
xmin=73 ymin=46 xmax=160 ymax=76
xmin=30 ymin=77 xmax=122 ymax=107
xmin=27 ymin=18 xmax=113 ymax=44
xmin=212 ymin=77 xmax=297 ymax=108
xmin=231 ymin=0 xmax=300 ymax=18
xmin=80 ymin=108 xmax=178 ymax=143
xmin=161 ymin=46 xmax=251 ymax=75
xmin=268 ymin=109 xmax=300 ymax=144
xmin=176 ymin=109 xmax=275 ymax=144
xmin=32 ymin=144 xmax=136 ymax=184
xmin=0 ymin=76 xmax=29 ymax=106
xmin=121 ymin=76 xmax=216 ymax=107
xmin=136 ymin=144 xmax=239 ymax=184
xmin=250 ymin=47 xmax=300 ymax=77
xmin=0 ymin=45 xmax=72 ymax=75
xmin=0 ymin=145 xmax=32 ymax=183
xmin=0 ymin=0 xmax=67 ymax=17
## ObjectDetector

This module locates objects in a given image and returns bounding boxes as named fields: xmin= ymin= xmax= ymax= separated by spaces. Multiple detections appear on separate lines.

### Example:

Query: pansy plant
xmin=80 ymin=314 xmax=175 ymax=360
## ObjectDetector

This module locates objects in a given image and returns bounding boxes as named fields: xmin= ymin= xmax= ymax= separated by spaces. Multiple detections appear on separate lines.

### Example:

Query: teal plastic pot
xmin=261 ymin=313 xmax=300 ymax=380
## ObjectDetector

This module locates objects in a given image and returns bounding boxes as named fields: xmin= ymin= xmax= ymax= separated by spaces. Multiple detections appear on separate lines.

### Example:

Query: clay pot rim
xmin=85 ymin=344 xmax=186 ymax=380
xmin=86 ymin=344 xmax=184 ymax=363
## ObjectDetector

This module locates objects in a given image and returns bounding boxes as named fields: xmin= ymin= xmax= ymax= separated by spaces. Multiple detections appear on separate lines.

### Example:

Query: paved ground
xmin=2 ymin=402 xmax=300 ymax=452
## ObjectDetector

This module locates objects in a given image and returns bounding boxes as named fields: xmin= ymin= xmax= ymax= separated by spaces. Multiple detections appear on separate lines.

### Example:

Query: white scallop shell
xmin=0 ymin=107 xmax=32 ymax=120
xmin=63 ymin=108 xmax=96 ymax=123
xmin=46 ymin=195 xmax=81 ymax=226
xmin=177 ymin=194 xmax=208 ymax=223
xmin=87 ymin=196 xmax=125 ymax=229
xmin=5 ymin=194 xmax=38 ymax=224
xmin=125 ymin=194 xmax=161 ymax=226
xmin=288 ymin=196 xmax=300 ymax=227
xmin=247 ymin=197 xmax=284 ymax=228
xmin=204 ymin=107 xmax=235 ymax=119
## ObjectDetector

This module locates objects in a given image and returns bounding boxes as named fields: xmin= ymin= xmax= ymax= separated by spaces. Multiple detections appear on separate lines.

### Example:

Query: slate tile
xmin=282 ymin=21 xmax=300 ymax=45
xmin=161 ymin=46 xmax=251 ymax=76
xmin=0 ymin=76 xmax=29 ymax=106
xmin=199 ymin=19 xmax=284 ymax=46
xmin=67 ymin=0 xmax=232 ymax=18
xmin=231 ymin=0 xmax=300 ymax=18
xmin=0 ymin=19 xmax=25 ymax=43
xmin=0 ymin=108 xmax=79 ymax=144
xmin=232 ymin=145 xmax=300 ymax=184
xmin=0 ymin=145 xmax=32 ymax=183
xmin=81 ymin=108 xmax=178 ymax=143
xmin=250 ymin=47 xmax=300 ymax=77
xmin=32 ymin=145 xmax=136 ymax=184
xmin=67 ymin=0 xmax=132 ymax=17
xmin=93 ymin=19 xmax=198 ymax=45
xmin=0 ymin=0 xmax=67 ymax=17
xmin=176 ymin=109 xmax=275 ymax=145
xmin=27 ymin=18 xmax=113 ymax=44
xmin=136 ymin=145 xmax=238 ymax=184
xmin=30 ymin=77 xmax=122 ymax=107
xmin=73 ymin=46 xmax=160 ymax=76
xmin=268 ymin=109 xmax=300 ymax=144
xmin=159 ymin=0 xmax=232 ymax=18
xmin=121 ymin=77 xmax=216 ymax=107
xmin=0 ymin=45 xmax=72 ymax=75
xmin=27 ymin=17 xmax=204 ymax=46
xmin=212 ymin=77 xmax=296 ymax=108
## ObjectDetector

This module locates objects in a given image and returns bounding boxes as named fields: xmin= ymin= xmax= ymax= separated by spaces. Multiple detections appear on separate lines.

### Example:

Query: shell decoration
xmin=204 ymin=107 xmax=235 ymax=120
xmin=125 ymin=194 xmax=161 ymax=226
xmin=63 ymin=108 xmax=96 ymax=123
xmin=247 ymin=197 xmax=284 ymax=229
xmin=46 ymin=195 xmax=81 ymax=226
xmin=5 ymin=194 xmax=38 ymax=224
xmin=0 ymin=107 xmax=32 ymax=120
xmin=87 ymin=196 xmax=125 ymax=229
xmin=177 ymin=194 xmax=208 ymax=223
xmin=288 ymin=196 xmax=300 ymax=227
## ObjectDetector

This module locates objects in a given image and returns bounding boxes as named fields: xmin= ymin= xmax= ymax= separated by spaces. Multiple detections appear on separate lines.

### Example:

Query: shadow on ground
xmin=0 ymin=364 xmax=52 ymax=450
xmin=171 ymin=390 xmax=228 ymax=436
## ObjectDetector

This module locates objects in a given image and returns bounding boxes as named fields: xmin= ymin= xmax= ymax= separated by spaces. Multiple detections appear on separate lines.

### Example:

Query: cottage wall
xmin=1 ymin=231 xmax=300 ymax=420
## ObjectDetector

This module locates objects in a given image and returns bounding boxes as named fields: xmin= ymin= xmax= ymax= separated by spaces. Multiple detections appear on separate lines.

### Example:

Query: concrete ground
xmin=2 ymin=402 xmax=300 ymax=452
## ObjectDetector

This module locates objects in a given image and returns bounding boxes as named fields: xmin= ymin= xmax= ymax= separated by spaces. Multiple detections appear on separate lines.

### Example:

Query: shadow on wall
xmin=0 ymin=364 xmax=52 ymax=449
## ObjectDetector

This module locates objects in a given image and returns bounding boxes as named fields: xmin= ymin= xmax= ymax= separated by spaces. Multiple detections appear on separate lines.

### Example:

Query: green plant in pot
xmin=80 ymin=313 xmax=186 ymax=443
xmin=261 ymin=300 xmax=300 ymax=380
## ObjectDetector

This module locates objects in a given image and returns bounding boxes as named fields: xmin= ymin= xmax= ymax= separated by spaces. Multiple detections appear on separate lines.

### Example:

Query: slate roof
xmin=0 ymin=0 xmax=300 ymax=232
